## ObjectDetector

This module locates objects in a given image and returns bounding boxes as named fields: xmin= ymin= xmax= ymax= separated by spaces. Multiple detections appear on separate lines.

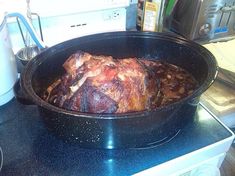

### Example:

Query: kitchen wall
xmin=3 ymin=0 xmax=137 ymax=53
xmin=0 ymin=0 xmax=26 ymax=14
xmin=1 ymin=0 xmax=131 ymax=17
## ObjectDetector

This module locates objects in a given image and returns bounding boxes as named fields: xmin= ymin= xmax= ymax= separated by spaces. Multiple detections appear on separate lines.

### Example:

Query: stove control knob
xmin=199 ymin=23 xmax=212 ymax=36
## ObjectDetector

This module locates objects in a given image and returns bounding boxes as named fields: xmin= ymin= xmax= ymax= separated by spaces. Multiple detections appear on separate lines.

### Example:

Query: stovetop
xmin=0 ymin=99 xmax=233 ymax=176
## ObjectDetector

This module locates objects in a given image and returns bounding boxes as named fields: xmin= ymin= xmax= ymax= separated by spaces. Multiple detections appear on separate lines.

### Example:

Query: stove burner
xmin=131 ymin=130 xmax=181 ymax=150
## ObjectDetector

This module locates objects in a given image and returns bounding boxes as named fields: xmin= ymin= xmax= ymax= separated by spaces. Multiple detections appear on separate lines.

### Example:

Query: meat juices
xmin=43 ymin=51 xmax=198 ymax=113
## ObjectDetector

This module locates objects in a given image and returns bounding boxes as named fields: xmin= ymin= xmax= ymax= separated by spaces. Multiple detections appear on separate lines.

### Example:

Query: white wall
xmin=3 ymin=1 xmax=129 ymax=52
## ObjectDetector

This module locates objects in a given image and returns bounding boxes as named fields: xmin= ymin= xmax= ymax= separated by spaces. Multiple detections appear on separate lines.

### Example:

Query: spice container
xmin=136 ymin=0 xmax=166 ymax=32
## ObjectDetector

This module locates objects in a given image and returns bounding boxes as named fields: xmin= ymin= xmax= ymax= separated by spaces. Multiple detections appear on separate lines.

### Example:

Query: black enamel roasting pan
xmin=14 ymin=31 xmax=218 ymax=149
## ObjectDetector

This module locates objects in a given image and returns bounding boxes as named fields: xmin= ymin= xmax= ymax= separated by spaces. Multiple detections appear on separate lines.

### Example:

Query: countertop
xmin=200 ymin=39 xmax=235 ymax=128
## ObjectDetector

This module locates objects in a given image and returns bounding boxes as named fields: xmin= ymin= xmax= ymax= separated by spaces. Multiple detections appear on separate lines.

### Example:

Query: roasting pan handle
xmin=13 ymin=79 xmax=34 ymax=105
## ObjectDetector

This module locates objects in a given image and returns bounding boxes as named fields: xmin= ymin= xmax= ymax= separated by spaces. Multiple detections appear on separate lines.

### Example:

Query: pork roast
xmin=43 ymin=50 xmax=197 ymax=113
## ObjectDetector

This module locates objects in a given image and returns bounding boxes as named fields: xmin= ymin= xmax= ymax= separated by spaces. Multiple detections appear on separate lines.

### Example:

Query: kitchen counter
xmin=0 ymin=98 xmax=234 ymax=175
xmin=201 ymin=80 xmax=235 ymax=129
xmin=201 ymin=39 xmax=235 ymax=129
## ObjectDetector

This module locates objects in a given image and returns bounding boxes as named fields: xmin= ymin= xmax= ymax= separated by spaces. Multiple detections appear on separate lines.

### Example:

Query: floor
xmin=220 ymin=143 xmax=235 ymax=176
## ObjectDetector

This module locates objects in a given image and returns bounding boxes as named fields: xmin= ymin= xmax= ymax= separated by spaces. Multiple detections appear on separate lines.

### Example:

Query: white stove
xmin=134 ymin=103 xmax=235 ymax=176
xmin=0 ymin=101 xmax=234 ymax=176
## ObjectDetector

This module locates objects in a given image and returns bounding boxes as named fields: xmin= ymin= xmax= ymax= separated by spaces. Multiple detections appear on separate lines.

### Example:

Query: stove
xmin=0 ymin=99 xmax=234 ymax=175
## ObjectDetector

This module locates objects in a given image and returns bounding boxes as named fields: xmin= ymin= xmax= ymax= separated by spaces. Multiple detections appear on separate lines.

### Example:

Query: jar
xmin=136 ymin=0 xmax=166 ymax=32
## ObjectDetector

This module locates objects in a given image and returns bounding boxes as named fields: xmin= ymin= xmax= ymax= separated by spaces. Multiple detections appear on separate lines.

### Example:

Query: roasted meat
xmin=43 ymin=51 xmax=197 ymax=113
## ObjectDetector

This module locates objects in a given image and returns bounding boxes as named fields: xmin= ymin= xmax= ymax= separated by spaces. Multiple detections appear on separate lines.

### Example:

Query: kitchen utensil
xmin=14 ymin=31 xmax=218 ymax=149
xmin=6 ymin=12 xmax=46 ymax=49
xmin=16 ymin=45 xmax=43 ymax=65
xmin=20 ymin=0 xmax=44 ymax=62
xmin=16 ymin=12 xmax=44 ymax=64
xmin=14 ymin=1 xmax=45 ymax=66
xmin=15 ymin=15 xmax=45 ymax=65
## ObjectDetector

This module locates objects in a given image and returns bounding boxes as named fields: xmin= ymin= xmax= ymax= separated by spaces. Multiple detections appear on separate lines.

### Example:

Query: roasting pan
xmin=14 ymin=31 xmax=218 ymax=149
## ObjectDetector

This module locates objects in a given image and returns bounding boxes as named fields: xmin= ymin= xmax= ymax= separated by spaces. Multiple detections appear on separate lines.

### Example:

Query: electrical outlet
xmin=112 ymin=10 xmax=120 ymax=19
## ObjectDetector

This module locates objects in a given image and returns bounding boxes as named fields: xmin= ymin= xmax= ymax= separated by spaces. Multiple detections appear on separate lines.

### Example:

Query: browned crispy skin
xmin=43 ymin=51 xmax=197 ymax=113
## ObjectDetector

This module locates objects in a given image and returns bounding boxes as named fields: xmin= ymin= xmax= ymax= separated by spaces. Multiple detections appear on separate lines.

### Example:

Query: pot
xmin=14 ymin=31 xmax=218 ymax=149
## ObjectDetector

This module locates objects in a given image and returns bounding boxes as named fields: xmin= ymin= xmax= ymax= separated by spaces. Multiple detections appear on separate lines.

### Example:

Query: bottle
xmin=136 ymin=0 xmax=145 ymax=31
xmin=136 ymin=0 xmax=166 ymax=32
